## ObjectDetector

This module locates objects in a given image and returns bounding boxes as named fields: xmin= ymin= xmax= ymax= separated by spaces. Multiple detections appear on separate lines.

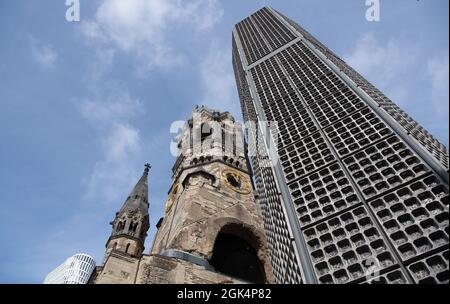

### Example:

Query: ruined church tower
xmin=91 ymin=107 xmax=273 ymax=284
xmin=148 ymin=106 xmax=273 ymax=283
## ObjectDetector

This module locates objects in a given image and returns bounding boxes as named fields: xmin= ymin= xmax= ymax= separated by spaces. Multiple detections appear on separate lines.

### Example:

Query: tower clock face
xmin=221 ymin=169 xmax=251 ymax=194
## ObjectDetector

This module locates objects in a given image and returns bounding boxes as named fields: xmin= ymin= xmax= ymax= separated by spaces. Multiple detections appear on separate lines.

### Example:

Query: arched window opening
xmin=222 ymin=129 xmax=226 ymax=152
xmin=201 ymin=123 xmax=213 ymax=142
xmin=125 ymin=243 xmax=130 ymax=254
xmin=129 ymin=222 xmax=138 ymax=233
xmin=116 ymin=221 xmax=125 ymax=232
xmin=210 ymin=232 xmax=265 ymax=283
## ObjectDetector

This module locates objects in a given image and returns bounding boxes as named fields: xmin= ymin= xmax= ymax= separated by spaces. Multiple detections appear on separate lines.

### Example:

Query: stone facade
xmin=91 ymin=106 xmax=274 ymax=284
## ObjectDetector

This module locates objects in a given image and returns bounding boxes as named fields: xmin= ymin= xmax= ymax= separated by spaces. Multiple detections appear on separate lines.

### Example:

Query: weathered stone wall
xmin=150 ymin=162 xmax=273 ymax=283
xmin=136 ymin=255 xmax=244 ymax=284
xmin=93 ymin=108 xmax=275 ymax=284
xmin=93 ymin=252 xmax=140 ymax=284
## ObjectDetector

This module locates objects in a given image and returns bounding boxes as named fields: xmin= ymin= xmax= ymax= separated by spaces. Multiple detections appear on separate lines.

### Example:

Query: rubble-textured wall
xmin=137 ymin=255 xmax=244 ymax=284
xmin=93 ymin=252 xmax=140 ymax=284
xmin=151 ymin=161 xmax=274 ymax=283
xmin=94 ymin=107 xmax=275 ymax=284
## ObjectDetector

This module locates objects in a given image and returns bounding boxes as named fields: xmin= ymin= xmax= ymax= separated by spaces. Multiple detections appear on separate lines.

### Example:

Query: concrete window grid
xmin=280 ymin=8 xmax=448 ymax=171
xmin=303 ymin=205 xmax=398 ymax=284
xmin=237 ymin=29 xmax=400 ymax=284
xmin=342 ymin=135 xmax=431 ymax=200
xmin=308 ymin=89 xmax=367 ymax=129
xmin=278 ymin=43 xmax=332 ymax=89
xmin=281 ymin=42 xmax=322 ymax=70
xmin=283 ymin=12 xmax=449 ymax=171
xmin=234 ymin=7 xmax=449 ymax=284
xmin=245 ymin=17 xmax=272 ymax=61
xmin=268 ymin=195 xmax=300 ymax=282
xmin=380 ymin=102 xmax=448 ymax=164
xmin=254 ymin=77 xmax=299 ymax=116
xmin=408 ymin=130 xmax=449 ymax=169
xmin=407 ymin=249 xmax=449 ymax=284
xmin=251 ymin=45 xmax=389 ymax=159
xmin=369 ymin=174 xmax=449 ymax=263
xmin=251 ymin=59 xmax=287 ymax=95
xmin=252 ymin=63 xmax=325 ymax=149
xmin=324 ymin=107 xmax=394 ymax=158
xmin=288 ymin=162 xmax=362 ymax=228
xmin=249 ymin=151 xmax=303 ymax=283
xmin=296 ymin=72 xmax=348 ymax=106
xmin=278 ymin=39 xmax=445 ymax=281
xmin=236 ymin=19 xmax=270 ymax=64
xmin=284 ymin=246 xmax=304 ymax=283
xmin=255 ymin=80 xmax=318 ymax=150
xmin=327 ymin=50 xmax=448 ymax=170
xmin=258 ymin=197 xmax=282 ymax=278
xmin=279 ymin=131 xmax=336 ymax=183
xmin=270 ymin=105 xmax=318 ymax=150
xmin=283 ymin=61 xmax=333 ymax=92
xmin=356 ymin=76 xmax=446 ymax=148
xmin=251 ymin=12 xmax=286 ymax=50
xmin=253 ymin=75 xmax=292 ymax=104
xmin=260 ymin=7 xmax=296 ymax=42
xmin=363 ymin=268 xmax=410 ymax=284
xmin=382 ymin=106 xmax=419 ymax=133
xmin=260 ymin=166 xmax=303 ymax=283
xmin=251 ymin=8 xmax=296 ymax=50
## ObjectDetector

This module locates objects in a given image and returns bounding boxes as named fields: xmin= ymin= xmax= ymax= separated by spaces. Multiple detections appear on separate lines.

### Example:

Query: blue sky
xmin=0 ymin=0 xmax=448 ymax=283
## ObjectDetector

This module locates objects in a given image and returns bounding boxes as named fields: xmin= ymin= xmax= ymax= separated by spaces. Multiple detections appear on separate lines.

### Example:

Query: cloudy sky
xmin=0 ymin=0 xmax=448 ymax=283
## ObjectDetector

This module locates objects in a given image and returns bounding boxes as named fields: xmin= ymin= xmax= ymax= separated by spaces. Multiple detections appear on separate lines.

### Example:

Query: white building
xmin=44 ymin=253 xmax=96 ymax=284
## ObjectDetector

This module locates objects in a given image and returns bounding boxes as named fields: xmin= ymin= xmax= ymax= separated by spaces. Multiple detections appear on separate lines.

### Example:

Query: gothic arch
xmin=208 ymin=220 xmax=270 ymax=283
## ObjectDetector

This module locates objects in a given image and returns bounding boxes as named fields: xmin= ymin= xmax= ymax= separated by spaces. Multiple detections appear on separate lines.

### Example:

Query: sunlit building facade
xmin=43 ymin=253 xmax=96 ymax=284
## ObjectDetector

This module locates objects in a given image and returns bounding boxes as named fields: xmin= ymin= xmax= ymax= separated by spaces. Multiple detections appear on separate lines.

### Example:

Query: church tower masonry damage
xmin=91 ymin=106 xmax=274 ymax=284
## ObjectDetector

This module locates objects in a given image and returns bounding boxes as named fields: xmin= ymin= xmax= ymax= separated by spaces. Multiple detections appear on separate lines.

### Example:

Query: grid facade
xmin=232 ymin=7 xmax=449 ymax=284
xmin=277 ymin=9 xmax=449 ymax=171
xmin=43 ymin=253 xmax=96 ymax=284
xmin=233 ymin=38 xmax=303 ymax=283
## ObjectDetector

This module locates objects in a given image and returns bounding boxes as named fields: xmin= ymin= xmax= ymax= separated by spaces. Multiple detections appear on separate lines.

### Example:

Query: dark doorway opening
xmin=210 ymin=233 xmax=265 ymax=283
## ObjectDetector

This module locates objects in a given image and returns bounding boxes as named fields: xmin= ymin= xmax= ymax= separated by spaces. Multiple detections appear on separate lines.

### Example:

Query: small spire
xmin=118 ymin=163 xmax=150 ymax=216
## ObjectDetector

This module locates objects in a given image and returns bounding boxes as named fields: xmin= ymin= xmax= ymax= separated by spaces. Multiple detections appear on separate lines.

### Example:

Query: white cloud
xmin=79 ymin=92 xmax=143 ymax=124
xmin=78 ymin=90 xmax=145 ymax=203
xmin=82 ymin=0 xmax=223 ymax=71
xmin=199 ymin=41 xmax=240 ymax=118
xmin=86 ymin=122 xmax=142 ymax=203
xmin=344 ymin=32 xmax=416 ymax=104
xmin=426 ymin=54 xmax=449 ymax=118
xmin=77 ymin=0 xmax=226 ymax=202
xmin=104 ymin=123 xmax=141 ymax=163
xmin=30 ymin=38 xmax=58 ymax=67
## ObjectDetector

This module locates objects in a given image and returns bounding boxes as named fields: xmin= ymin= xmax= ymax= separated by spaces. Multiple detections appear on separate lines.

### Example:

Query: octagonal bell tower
xmin=150 ymin=106 xmax=273 ymax=283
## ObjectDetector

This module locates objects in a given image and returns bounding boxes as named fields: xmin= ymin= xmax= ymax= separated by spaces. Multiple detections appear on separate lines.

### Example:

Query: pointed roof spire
xmin=120 ymin=163 xmax=150 ymax=216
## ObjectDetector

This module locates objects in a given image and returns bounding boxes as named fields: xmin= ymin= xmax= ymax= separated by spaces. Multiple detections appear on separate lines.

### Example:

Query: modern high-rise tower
xmin=232 ymin=7 xmax=449 ymax=284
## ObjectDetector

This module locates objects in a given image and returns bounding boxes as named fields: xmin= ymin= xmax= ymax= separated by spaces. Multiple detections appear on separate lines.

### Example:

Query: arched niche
xmin=209 ymin=223 xmax=267 ymax=283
